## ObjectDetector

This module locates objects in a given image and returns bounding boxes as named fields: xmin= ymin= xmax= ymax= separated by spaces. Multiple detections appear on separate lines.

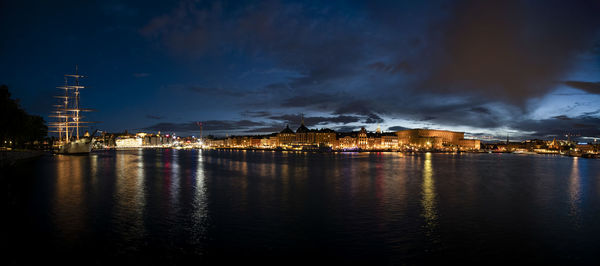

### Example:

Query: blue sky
xmin=1 ymin=0 xmax=599 ymax=140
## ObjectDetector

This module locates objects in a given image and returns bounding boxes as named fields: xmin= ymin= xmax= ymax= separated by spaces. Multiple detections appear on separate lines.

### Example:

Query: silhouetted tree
xmin=0 ymin=85 xmax=48 ymax=148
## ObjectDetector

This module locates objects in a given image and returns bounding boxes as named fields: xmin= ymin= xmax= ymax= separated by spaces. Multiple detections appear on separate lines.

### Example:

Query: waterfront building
xmin=338 ymin=135 xmax=357 ymax=149
xmin=396 ymin=129 xmax=480 ymax=150
xmin=458 ymin=139 xmax=481 ymax=150
xmin=131 ymin=121 xmax=482 ymax=151
xmin=358 ymin=127 xmax=367 ymax=149
xmin=250 ymin=138 xmax=261 ymax=147
xmin=115 ymin=137 xmax=142 ymax=148
xmin=295 ymin=121 xmax=313 ymax=144
xmin=276 ymin=121 xmax=336 ymax=147
xmin=268 ymin=136 xmax=278 ymax=147
xmin=314 ymin=128 xmax=336 ymax=146
xmin=277 ymin=125 xmax=295 ymax=146
xmin=205 ymin=138 xmax=225 ymax=147
xmin=380 ymin=134 xmax=399 ymax=149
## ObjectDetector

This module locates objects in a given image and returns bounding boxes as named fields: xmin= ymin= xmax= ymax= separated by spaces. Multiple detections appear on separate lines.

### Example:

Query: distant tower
xmin=300 ymin=113 xmax=305 ymax=126
xmin=196 ymin=122 xmax=203 ymax=139
xmin=376 ymin=124 xmax=382 ymax=134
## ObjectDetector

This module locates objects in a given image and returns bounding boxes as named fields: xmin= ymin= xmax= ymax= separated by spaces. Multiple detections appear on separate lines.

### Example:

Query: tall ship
xmin=49 ymin=67 xmax=96 ymax=154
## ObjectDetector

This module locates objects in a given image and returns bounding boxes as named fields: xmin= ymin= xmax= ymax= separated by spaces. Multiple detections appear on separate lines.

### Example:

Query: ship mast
xmin=49 ymin=66 xmax=94 ymax=143
xmin=65 ymin=65 xmax=86 ymax=140
xmin=63 ymin=76 xmax=69 ymax=141
xmin=74 ymin=66 xmax=81 ymax=139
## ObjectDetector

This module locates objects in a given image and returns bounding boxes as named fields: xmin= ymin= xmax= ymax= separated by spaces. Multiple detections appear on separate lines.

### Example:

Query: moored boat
xmin=48 ymin=67 xmax=96 ymax=155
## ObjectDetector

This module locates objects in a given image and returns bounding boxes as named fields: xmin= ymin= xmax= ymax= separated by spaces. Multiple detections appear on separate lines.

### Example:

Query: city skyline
xmin=3 ymin=1 xmax=600 ymax=263
xmin=1 ymin=0 xmax=599 ymax=141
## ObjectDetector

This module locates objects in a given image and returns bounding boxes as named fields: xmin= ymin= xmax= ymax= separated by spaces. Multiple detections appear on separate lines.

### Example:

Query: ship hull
xmin=55 ymin=138 xmax=93 ymax=154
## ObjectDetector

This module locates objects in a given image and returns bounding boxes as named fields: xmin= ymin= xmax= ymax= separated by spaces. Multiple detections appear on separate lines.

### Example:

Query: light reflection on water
xmin=421 ymin=152 xmax=438 ymax=237
xmin=113 ymin=150 xmax=146 ymax=248
xmin=9 ymin=150 xmax=600 ymax=263
xmin=53 ymin=155 xmax=86 ymax=243
xmin=568 ymin=157 xmax=581 ymax=228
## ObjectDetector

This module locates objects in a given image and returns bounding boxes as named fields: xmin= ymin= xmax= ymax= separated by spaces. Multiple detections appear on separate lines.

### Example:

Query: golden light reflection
xmin=568 ymin=157 xmax=581 ymax=227
xmin=170 ymin=149 xmax=181 ymax=207
xmin=192 ymin=150 xmax=208 ymax=237
xmin=421 ymin=152 xmax=438 ymax=234
xmin=114 ymin=150 xmax=146 ymax=240
xmin=90 ymin=153 xmax=98 ymax=184
xmin=54 ymin=155 xmax=86 ymax=241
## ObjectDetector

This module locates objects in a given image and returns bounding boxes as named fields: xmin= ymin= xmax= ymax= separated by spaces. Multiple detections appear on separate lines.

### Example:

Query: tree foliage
xmin=0 ymin=85 xmax=47 ymax=148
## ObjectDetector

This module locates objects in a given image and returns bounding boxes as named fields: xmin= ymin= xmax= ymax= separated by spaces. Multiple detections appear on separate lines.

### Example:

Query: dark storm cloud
xmin=563 ymin=81 xmax=600 ymax=94
xmin=268 ymin=114 xmax=361 ymax=127
xmin=146 ymin=114 xmax=165 ymax=120
xmin=388 ymin=126 xmax=410 ymax=131
xmin=367 ymin=61 xmax=412 ymax=74
xmin=201 ymin=120 xmax=265 ymax=131
xmin=552 ymin=115 xmax=571 ymax=121
xmin=334 ymin=126 xmax=360 ymax=132
xmin=140 ymin=0 xmax=368 ymax=89
xmin=469 ymin=107 xmax=492 ymax=115
xmin=143 ymin=122 xmax=199 ymax=133
xmin=244 ymin=125 xmax=286 ymax=133
xmin=241 ymin=110 xmax=271 ymax=117
xmin=510 ymin=115 xmax=600 ymax=139
xmin=281 ymin=93 xmax=342 ymax=108
xmin=421 ymin=0 xmax=600 ymax=104
xmin=364 ymin=113 xmax=383 ymax=124
xmin=583 ymin=109 xmax=600 ymax=117
xmin=143 ymin=119 xmax=266 ymax=133
xmin=333 ymin=100 xmax=380 ymax=116
xmin=139 ymin=0 xmax=600 ymax=136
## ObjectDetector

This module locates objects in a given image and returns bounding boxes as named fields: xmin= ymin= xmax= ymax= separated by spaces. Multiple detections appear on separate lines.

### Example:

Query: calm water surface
xmin=5 ymin=150 xmax=600 ymax=264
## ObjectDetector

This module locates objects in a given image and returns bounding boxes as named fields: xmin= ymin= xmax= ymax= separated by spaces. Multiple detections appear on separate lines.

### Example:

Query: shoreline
xmin=0 ymin=150 xmax=47 ymax=168
xmin=93 ymin=147 xmax=599 ymax=158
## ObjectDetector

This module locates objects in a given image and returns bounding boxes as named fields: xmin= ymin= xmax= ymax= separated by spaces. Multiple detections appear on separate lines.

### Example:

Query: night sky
xmin=1 ymin=0 xmax=599 ymax=140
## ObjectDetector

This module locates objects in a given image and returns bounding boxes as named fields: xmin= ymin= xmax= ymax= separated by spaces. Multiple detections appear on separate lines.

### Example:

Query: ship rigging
xmin=48 ymin=67 xmax=96 ymax=154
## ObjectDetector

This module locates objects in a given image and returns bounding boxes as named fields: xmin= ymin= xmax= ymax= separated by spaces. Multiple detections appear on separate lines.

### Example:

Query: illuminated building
xmin=338 ymin=135 xmax=357 ymax=149
xmin=380 ymin=134 xmax=399 ymax=149
xmin=276 ymin=121 xmax=336 ymax=148
xmin=115 ymin=137 xmax=142 ymax=148
xmin=295 ymin=121 xmax=312 ymax=144
xmin=396 ymin=129 xmax=480 ymax=150
xmin=358 ymin=127 xmax=367 ymax=149
xmin=314 ymin=129 xmax=336 ymax=146
xmin=250 ymin=138 xmax=261 ymax=147
xmin=277 ymin=125 xmax=295 ymax=146
xmin=172 ymin=121 xmax=481 ymax=151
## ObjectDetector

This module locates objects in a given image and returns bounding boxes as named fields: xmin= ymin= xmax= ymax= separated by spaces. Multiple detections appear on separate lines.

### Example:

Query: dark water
xmin=4 ymin=150 xmax=600 ymax=264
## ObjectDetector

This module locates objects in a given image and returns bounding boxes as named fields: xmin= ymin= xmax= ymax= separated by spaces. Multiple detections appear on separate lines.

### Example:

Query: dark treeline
xmin=0 ymin=85 xmax=47 ymax=148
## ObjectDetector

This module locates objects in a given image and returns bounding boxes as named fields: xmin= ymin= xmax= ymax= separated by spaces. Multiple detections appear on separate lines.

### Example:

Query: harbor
xmin=2 ymin=1 xmax=600 ymax=264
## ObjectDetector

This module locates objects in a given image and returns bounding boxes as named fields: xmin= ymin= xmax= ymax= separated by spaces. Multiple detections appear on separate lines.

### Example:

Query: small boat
xmin=49 ymin=67 xmax=97 ymax=155
xmin=512 ymin=150 xmax=537 ymax=155
xmin=565 ymin=150 xmax=582 ymax=157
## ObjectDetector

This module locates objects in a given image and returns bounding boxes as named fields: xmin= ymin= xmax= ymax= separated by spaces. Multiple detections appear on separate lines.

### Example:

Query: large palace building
xmin=396 ymin=129 xmax=480 ymax=150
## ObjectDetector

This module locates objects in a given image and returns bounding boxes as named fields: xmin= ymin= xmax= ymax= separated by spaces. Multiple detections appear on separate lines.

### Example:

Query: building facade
xmin=396 ymin=129 xmax=480 ymax=150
